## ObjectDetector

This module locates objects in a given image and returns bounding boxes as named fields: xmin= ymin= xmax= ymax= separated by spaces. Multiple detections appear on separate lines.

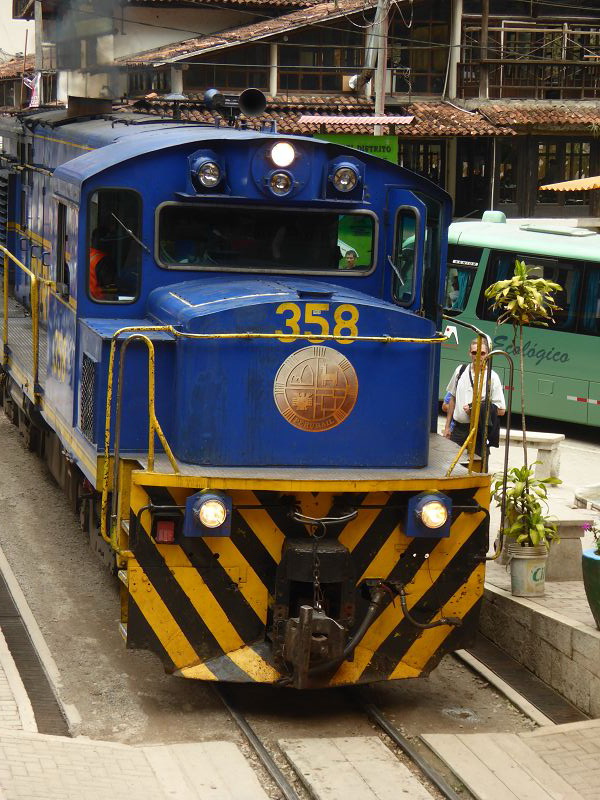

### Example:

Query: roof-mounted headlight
xmin=332 ymin=165 xmax=359 ymax=193
xmin=197 ymin=160 xmax=222 ymax=188
xmin=269 ymin=171 xmax=293 ymax=196
xmin=270 ymin=141 xmax=295 ymax=168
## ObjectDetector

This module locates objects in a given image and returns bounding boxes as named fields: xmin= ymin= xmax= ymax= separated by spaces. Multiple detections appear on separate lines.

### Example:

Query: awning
xmin=297 ymin=115 xmax=414 ymax=125
xmin=539 ymin=175 xmax=600 ymax=191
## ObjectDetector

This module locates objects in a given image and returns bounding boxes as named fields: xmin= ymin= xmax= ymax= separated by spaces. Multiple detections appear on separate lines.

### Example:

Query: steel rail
xmin=354 ymin=691 xmax=464 ymax=800
xmin=214 ymin=686 xmax=301 ymax=800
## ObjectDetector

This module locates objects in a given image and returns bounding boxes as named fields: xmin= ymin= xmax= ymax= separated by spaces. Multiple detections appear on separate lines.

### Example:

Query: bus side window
xmin=581 ymin=267 xmax=600 ymax=335
xmin=444 ymin=244 xmax=481 ymax=313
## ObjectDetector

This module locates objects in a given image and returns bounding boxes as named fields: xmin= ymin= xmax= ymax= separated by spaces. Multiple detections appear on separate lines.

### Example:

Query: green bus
xmin=441 ymin=211 xmax=600 ymax=426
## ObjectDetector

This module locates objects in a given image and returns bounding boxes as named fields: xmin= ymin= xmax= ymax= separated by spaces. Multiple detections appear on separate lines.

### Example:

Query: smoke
xmin=53 ymin=0 xmax=121 ymax=98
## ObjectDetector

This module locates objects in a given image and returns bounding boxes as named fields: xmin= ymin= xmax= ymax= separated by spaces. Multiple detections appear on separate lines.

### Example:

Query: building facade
xmin=10 ymin=0 xmax=600 ymax=220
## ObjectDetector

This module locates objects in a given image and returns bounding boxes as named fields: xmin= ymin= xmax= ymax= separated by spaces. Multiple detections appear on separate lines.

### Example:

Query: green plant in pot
xmin=582 ymin=520 xmax=600 ymax=629
xmin=492 ymin=465 xmax=560 ymax=596
xmin=485 ymin=259 xmax=562 ymax=594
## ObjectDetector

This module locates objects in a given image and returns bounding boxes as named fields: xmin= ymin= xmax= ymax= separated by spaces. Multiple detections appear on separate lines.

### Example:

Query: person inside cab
xmin=89 ymin=227 xmax=117 ymax=300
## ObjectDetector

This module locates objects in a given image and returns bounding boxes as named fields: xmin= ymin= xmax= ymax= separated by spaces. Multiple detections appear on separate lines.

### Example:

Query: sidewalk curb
xmin=0 ymin=544 xmax=82 ymax=737
xmin=454 ymin=649 xmax=554 ymax=728
xmin=0 ymin=627 xmax=37 ymax=732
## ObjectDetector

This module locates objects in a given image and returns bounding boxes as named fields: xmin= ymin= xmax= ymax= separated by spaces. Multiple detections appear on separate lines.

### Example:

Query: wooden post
xmin=20 ymin=30 xmax=28 ymax=108
xmin=479 ymin=0 xmax=489 ymax=100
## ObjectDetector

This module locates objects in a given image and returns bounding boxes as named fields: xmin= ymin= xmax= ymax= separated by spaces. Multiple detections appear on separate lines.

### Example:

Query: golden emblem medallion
xmin=273 ymin=346 xmax=358 ymax=432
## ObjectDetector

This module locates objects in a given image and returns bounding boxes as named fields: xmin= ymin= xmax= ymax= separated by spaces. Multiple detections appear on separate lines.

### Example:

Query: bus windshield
xmin=157 ymin=205 xmax=375 ymax=273
xmin=443 ymin=243 xmax=480 ymax=314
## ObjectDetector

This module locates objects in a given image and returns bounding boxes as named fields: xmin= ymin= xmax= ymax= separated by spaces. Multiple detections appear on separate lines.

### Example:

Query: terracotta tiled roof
xmin=0 ymin=56 xmax=35 ymax=80
xmin=475 ymin=101 xmax=600 ymax=132
xmin=117 ymin=0 xmax=378 ymax=64
xmin=124 ymin=0 xmax=315 ymax=6
xmin=123 ymin=96 xmax=514 ymax=136
xmin=403 ymin=102 xmax=510 ymax=137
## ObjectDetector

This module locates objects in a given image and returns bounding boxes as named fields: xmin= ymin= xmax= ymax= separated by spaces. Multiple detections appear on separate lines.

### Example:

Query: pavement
xmin=0 ymin=428 xmax=597 ymax=799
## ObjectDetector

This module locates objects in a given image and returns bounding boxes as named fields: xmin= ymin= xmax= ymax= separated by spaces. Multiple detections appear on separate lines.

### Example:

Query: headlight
xmin=419 ymin=501 xmax=448 ymax=529
xmin=332 ymin=166 xmax=358 ymax=192
xmin=198 ymin=161 xmax=221 ymax=188
xmin=271 ymin=142 xmax=295 ymax=168
xmin=197 ymin=498 xmax=227 ymax=528
xmin=269 ymin=171 xmax=292 ymax=196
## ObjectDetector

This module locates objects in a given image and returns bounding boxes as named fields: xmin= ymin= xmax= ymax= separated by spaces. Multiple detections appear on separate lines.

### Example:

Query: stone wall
xmin=480 ymin=585 xmax=600 ymax=717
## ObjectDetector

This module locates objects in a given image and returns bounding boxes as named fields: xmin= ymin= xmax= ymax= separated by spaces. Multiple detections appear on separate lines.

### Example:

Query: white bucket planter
xmin=507 ymin=543 xmax=548 ymax=597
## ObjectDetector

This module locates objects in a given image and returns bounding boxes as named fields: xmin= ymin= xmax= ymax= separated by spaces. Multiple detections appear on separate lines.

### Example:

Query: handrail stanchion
xmin=3 ymin=252 xmax=8 ymax=365
xmin=0 ymin=243 xmax=45 ymax=397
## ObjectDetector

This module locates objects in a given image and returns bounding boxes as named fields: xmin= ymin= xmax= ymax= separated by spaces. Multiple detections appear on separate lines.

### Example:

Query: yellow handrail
xmin=1 ymin=243 xmax=44 ymax=393
xmin=101 ymin=328 xmax=180 ymax=548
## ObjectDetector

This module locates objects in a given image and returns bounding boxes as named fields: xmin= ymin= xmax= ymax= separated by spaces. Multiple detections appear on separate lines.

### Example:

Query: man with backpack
xmin=443 ymin=338 xmax=506 ymax=455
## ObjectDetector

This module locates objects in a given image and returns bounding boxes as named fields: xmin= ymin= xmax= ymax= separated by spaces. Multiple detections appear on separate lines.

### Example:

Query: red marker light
xmin=155 ymin=520 xmax=176 ymax=543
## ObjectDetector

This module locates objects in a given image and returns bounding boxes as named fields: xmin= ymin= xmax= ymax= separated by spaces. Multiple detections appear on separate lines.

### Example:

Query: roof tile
xmin=0 ymin=55 xmax=34 ymax=80
xmin=117 ymin=0 xmax=377 ymax=64
xmin=478 ymin=101 xmax=600 ymax=131
xmin=124 ymin=97 xmax=512 ymax=136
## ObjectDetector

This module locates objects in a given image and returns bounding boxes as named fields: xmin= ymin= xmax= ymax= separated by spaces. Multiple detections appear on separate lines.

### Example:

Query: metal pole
xmin=35 ymin=1 xmax=43 ymax=105
xmin=373 ymin=0 xmax=388 ymax=135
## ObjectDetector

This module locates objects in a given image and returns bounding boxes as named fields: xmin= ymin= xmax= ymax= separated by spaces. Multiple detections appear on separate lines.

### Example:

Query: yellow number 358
xmin=275 ymin=302 xmax=359 ymax=344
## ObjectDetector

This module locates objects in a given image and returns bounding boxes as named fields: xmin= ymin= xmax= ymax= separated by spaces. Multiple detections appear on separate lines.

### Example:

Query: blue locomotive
xmin=0 ymin=94 xmax=490 ymax=687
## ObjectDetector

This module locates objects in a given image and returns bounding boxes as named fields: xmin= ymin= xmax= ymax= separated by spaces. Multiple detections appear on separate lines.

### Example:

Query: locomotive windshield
xmin=157 ymin=204 xmax=375 ymax=273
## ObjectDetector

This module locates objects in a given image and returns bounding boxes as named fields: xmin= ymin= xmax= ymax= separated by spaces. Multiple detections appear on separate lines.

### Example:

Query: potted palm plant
xmin=582 ymin=520 xmax=600 ymax=628
xmin=485 ymin=260 xmax=562 ymax=595
xmin=492 ymin=465 xmax=560 ymax=596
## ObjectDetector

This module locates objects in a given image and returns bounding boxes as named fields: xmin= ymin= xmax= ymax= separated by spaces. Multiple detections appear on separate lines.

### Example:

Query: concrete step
xmin=279 ymin=736 xmax=434 ymax=800
xmin=0 ymin=728 xmax=269 ymax=800
xmin=422 ymin=732 xmax=584 ymax=800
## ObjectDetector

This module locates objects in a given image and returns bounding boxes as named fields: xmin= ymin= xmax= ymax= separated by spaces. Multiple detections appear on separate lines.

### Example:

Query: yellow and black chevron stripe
xmin=122 ymin=480 xmax=489 ymax=686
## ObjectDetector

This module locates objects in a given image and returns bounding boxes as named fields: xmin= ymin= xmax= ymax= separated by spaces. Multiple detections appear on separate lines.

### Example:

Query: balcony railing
xmin=458 ymin=59 xmax=600 ymax=100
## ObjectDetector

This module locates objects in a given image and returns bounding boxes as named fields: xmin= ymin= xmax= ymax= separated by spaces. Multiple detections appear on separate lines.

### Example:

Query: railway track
xmin=212 ymin=639 xmax=589 ymax=800
xmin=214 ymin=683 xmax=466 ymax=800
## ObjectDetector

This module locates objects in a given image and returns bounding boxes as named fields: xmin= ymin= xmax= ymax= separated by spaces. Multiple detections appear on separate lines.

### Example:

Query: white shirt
xmin=446 ymin=364 xmax=506 ymax=425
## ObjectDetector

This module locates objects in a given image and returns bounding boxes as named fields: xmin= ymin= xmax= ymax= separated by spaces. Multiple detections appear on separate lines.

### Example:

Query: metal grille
xmin=80 ymin=354 xmax=96 ymax=442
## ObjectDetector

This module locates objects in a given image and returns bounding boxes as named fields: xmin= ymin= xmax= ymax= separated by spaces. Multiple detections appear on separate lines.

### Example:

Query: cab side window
xmin=392 ymin=208 xmax=419 ymax=305
xmin=88 ymin=189 xmax=141 ymax=303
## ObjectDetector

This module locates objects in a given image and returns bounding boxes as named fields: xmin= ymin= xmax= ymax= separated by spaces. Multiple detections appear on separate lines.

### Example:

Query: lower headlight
xmin=197 ymin=499 xmax=227 ymax=528
xmin=419 ymin=501 xmax=448 ymax=529
xmin=269 ymin=171 xmax=292 ymax=196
